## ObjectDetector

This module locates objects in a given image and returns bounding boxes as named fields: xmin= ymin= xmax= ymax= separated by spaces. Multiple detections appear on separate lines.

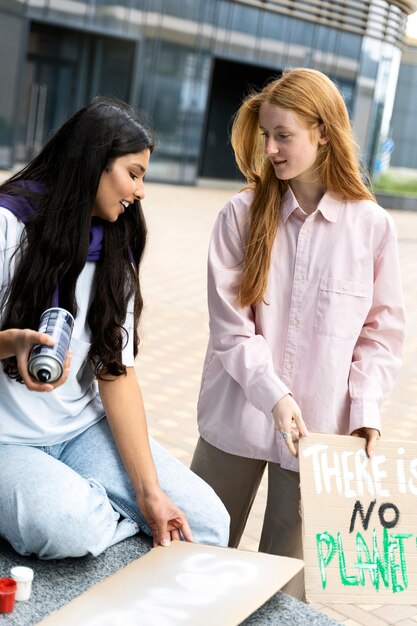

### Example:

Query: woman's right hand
xmin=272 ymin=394 xmax=309 ymax=457
xmin=136 ymin=485 xmax=194 ymax=548
xmin=3 ymin=329 xmax=71 ymax=392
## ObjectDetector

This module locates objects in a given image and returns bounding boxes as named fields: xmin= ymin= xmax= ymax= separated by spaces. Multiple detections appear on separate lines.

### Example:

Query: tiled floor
xmin=136 ymin=181 xmax=417 ymax=626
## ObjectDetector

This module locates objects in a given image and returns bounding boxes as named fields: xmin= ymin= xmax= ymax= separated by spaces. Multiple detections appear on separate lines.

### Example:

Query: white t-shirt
xmin=0 ymin=208 xmax=135 ymax=445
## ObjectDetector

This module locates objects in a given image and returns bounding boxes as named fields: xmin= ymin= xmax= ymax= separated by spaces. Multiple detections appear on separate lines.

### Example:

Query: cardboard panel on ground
xmin=38 ymin=541 xmax=304 ymax=625
xmin=300 ymin=433 xmax=417 ymax=604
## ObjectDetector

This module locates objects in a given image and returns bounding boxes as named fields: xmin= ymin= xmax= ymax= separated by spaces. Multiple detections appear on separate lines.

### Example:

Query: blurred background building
xmin=390 ymin=37 xmax=417 ymax=171
xmin=0 ymin=0 xmax=416 ymax=184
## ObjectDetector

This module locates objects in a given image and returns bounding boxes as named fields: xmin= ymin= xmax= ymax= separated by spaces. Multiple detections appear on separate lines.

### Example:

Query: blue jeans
xmin=0 ymin=419 xmax=230 ymax=559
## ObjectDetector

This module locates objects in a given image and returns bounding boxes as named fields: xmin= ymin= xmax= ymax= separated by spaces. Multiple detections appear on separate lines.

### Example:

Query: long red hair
xmin=231 ymin=68 xmax=375 ymax=307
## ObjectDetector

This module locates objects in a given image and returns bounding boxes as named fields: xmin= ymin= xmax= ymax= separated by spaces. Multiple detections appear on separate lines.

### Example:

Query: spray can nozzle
xmin=37 ymin=369 xmax=51 ymax=383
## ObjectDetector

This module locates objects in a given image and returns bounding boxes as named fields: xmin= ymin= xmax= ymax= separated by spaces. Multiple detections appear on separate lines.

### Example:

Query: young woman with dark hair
xmin=0 ymin=96 xmax=229 ymax=559
xmin=190 ymin=68 xmax=405 ymax=600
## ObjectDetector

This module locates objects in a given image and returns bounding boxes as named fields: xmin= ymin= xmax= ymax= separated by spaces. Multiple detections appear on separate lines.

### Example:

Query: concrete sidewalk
xmin=138 ymin=182 xmax=417 ymax=626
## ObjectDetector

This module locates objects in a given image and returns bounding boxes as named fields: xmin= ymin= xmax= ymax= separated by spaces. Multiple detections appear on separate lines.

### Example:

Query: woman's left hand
xmin=272 ymin=394 xmax=309 ymax=457
xmin=351 ymin=427 xmax=380 ymax=458
xmin=137 ymin=487 xmax=194 ymax=548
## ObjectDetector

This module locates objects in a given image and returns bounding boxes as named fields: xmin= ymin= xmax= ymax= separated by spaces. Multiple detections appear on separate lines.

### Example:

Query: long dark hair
xmin=1 ymin=96 xmax=154 ymax=379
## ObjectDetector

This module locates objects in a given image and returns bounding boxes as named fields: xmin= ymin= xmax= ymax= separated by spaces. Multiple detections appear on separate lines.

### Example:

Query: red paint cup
xmin=0 ymin=578 xmax=17 ymax=613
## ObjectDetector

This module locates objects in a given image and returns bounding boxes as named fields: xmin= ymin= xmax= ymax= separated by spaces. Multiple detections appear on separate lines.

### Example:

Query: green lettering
xmin=372 ymin=527 xmax=390 ymax=589
xmin=337 ymin=532 xmax=359 ymax=586
xmin=386 ymin=531 xmax=402 ymax=592
xmin=317 ymin=529 xmax=413 ymax=593
xmin=389 ymin=532 xmax=413 ymax=592
xmin=316 ymin=532 xmax=336 ymax=590
xmin=354 ymin=532 xmax=377 ymax=587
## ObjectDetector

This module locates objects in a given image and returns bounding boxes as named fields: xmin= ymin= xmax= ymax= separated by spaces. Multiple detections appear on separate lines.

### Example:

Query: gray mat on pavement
xmin=0 ymin=536 xmax=338 ymax=625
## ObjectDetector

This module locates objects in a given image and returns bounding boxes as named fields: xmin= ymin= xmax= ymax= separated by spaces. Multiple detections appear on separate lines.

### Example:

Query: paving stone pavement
xmin=1 ymin=169 xmax=416 ymax=624
xmin=137 ymin=182 xmax=417 ymax=626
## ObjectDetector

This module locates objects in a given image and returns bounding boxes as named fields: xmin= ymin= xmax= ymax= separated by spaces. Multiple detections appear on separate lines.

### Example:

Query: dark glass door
xmin=199 ymin=58 xmax=280 ymax=180
xmin=15 ymin=22 xmax=135 ymax=162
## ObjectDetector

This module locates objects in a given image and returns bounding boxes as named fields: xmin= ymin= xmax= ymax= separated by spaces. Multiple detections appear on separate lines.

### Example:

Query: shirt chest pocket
xmin=315 ymin=277 xmax=370 ymax=339
xmin=57 ymin=336 xmax=94 ymax=400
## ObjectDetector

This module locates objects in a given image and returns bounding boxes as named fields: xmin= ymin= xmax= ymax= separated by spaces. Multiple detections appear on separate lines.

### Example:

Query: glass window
xmin=89 ymin=37 xmax=134 ymax=101
xmin=261 ymin=11 xmax=291 ymax=40
xmin=333 ymin=78 xmax=355 ymax=114
xmin=137 ymin=40 xmax=211 ymax=182
xmin=29 ymin=0 xmax=89 ymax=24
xmin=359 ymin=37 xmax=381 ymax=78
xmin=230 ymin=4 xmax=261 ymax=35
xmin=142 ymin=0 xmax=206 ymax=22
xmin=28 ymin=25 xmax=79 ymax=62
xmin=337 ymin=31 xmax=361 ymax=59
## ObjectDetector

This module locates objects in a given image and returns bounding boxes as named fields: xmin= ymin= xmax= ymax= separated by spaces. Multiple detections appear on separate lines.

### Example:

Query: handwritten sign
xmin=299 ymin=433 xmax=417 ymax=604
xmin=39 ymin=541 xmax=303 ymax=625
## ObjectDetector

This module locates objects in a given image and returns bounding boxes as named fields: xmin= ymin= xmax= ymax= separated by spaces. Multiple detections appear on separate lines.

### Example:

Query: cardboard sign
xmin=39 ymin=541 xmax=304 ymax=625
xmin=300 ymin=433 xmax=417 ymax=604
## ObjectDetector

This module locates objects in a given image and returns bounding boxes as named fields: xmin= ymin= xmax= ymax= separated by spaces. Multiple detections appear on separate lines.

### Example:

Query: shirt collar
xmin=280 ymin=186 xmax=342 ymax=223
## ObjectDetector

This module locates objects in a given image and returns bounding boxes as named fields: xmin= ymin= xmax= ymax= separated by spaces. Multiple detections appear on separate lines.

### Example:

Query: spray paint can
xmin=28 ymin=307 xmax=74 ymax=383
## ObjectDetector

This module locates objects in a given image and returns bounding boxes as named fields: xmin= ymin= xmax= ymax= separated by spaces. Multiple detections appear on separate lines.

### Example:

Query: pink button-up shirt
xmin=197 ymin=188 xmax=405 ymax=471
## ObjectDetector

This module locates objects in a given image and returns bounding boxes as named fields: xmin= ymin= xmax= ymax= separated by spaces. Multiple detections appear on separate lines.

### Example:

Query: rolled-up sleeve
xmin=0 ymin=210 xmax=22 ymax=296
xmin=121 ymin=294 xmax=135 ymax=367
xmin=207 ymin=206 xmax=290 ymax=417
xmin=348 ymin=228 xmax=405 ymax=434
xmin=0 ymin=215 xmax=5 ymax=289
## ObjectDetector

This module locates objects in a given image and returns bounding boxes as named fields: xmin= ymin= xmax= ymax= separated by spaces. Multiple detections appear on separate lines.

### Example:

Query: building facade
xmin=0 ymin=0 xmax=416 ymax=183
xmin=390 ymin=38 xmax=417 ymax=170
